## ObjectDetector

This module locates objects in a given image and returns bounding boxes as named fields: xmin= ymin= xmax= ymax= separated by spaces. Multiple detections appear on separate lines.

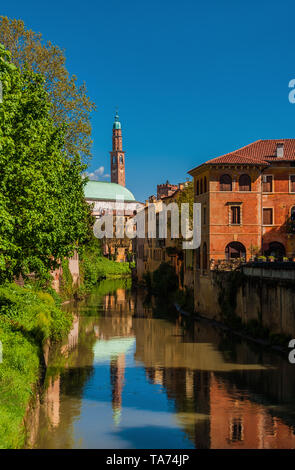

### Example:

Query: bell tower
xmin=110 ymin=111 xmax=125 ymax=187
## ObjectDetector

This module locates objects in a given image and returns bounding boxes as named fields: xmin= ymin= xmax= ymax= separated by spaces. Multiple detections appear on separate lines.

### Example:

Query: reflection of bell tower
xmin=110 ymin=111 xmax=125 ymax=187
xmin=110 ymin=353 xmax=125 ymax=425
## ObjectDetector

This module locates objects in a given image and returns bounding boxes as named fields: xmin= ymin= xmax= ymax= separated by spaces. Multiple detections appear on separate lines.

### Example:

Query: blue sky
xmin=2 ymin=0 xmax=295 ymax=201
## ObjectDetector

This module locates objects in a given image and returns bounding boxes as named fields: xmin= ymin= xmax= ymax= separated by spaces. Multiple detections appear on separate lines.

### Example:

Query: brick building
xmin=188 ymin=139 xmax=295 ymax=272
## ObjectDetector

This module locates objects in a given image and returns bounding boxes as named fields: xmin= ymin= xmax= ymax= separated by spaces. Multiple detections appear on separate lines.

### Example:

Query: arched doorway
xmin=225 ymin=242 xmax=246 ymax=260
xmin=264 ymin=241 xmax=285 ymax=258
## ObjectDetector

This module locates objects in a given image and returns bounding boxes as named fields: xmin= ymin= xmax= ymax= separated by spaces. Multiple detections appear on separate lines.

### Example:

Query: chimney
xmin=276 ymin=143 xmax=284 ymax=157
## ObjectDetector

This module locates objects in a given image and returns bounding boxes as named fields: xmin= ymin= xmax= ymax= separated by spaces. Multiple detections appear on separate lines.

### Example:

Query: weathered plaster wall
xmin=194 ymin=268 xmax=295 ymax=337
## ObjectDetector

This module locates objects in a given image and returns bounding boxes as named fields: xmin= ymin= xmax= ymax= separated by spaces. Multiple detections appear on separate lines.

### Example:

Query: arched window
xmin=220 ymin=174 xmax=232 ymax=191
xmin=225 ymin=242 xmax=246 ymax=260
xmin=204 ymin=176 xmax=207 ymax=193
xmin=202 ymin=242 xmax=208 ymax=270
xmin=239 ymin=174 xmax=251 ymax=191
xmin=291 ymin=206 xmax=295 ymax=221
xmin=196 ymin=180 xmax=200 ymax=196
xmin=112 ymin=156 xmax=116 ymax=164
xmin=120 ymin=155 xmax=124 ymax=164
xmin=200 ymin=179 xmax=203 ymax=194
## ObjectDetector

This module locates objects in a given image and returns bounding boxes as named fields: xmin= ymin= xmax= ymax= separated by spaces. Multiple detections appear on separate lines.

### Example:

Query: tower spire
xmin=110 ymin=111 xmax=125 ymax=186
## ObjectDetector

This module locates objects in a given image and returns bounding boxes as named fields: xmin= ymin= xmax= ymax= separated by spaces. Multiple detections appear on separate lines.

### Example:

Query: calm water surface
xmin=26 ymin=279 xmax=295 ymax=449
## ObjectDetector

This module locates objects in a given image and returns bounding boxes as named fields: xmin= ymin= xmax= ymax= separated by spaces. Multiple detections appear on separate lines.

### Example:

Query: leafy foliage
xmin=151 ymin=262 xmax=179 ymax=296
xmin=0 ymin=16 xmax=96 ymax=162
xmin=0 ymin=282 xmax=72 ymax=448
xmin=80 ymin=237 xmax=131 ymax=290
xmin=176 ymin=180 xmax=194 ymax=228
xmin=0 ymin=44 xmax=93 ymax=282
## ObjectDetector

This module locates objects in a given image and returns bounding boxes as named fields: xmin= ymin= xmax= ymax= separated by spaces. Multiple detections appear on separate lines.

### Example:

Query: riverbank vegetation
xmin=0 ymin=283 xmax=72 ymax=448
xmin=58 ymin=237 xmax=132 ymax=299
xmin=0 ymin=40 xmax=93 ymax=448
xmin=80 ymin=237 xmax=131 ymax=290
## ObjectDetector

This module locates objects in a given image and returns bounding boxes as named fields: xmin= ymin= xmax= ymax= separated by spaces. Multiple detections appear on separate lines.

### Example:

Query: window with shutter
xmin=262 ymin=175 xmax=273 ymax=192
xmin=263 ymin=208 xmax=273 ymax=225
xmin=231 ymin=206 xmax=241 ymax=224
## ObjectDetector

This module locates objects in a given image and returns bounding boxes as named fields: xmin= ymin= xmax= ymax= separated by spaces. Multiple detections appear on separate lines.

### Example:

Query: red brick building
xmin=188 ymin=139 xmax=295 ymax=270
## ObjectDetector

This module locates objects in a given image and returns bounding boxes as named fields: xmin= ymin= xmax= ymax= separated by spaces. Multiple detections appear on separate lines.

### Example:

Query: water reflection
xmin=26 ymin=279 xmax=295 ymax=449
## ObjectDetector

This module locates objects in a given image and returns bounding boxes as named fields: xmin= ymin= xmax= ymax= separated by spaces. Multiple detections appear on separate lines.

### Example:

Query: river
xmin=25 ymin=278 xmax=295 ymax=449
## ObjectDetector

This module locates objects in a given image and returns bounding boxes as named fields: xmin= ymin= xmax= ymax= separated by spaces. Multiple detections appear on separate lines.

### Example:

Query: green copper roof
xmin=84 ymin=181 xmax=136 ymax=201
xmin=113 ymin=111 xmax=121 ymax=130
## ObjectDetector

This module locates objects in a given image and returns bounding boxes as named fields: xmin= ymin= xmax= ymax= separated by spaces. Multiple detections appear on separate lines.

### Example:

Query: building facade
xmin=188 ymin=139 xmax=295 ymax=273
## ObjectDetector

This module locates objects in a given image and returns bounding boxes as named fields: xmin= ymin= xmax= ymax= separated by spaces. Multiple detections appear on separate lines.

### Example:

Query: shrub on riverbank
xmin=80 ymin=238 xmax=131 ymax=291
xmin=0 ymin=283 xmax=72 ymax=448
xmin=150 ymin=263 xmax=179 ymax=296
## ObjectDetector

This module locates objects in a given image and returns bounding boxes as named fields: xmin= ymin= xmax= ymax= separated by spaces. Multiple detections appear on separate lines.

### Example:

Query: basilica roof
xmin=84 ymin=180 xmax=136 ymax=202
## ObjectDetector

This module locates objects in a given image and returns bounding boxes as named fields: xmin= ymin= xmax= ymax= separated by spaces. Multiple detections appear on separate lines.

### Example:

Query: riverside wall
xmin=194 ymin=263 xmax=295 ymax=337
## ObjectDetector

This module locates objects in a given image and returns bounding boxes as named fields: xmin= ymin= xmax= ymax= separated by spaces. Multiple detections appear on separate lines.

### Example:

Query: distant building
xmin=133 ymin=182 xmax=193 ymax=289
xmin=84 ymin=112 xmax=144 ymax=261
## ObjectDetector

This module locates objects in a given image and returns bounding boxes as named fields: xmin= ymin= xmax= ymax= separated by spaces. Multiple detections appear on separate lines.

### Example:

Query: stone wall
xmin=194 ymin=266 xmax=295 ymax=337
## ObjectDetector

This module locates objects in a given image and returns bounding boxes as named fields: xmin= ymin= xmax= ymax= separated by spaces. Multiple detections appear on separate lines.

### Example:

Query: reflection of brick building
xmin=210 ymin=374 xmax=295 ymax=449
xmin=188 ymin=139 xmax=295 ymax=271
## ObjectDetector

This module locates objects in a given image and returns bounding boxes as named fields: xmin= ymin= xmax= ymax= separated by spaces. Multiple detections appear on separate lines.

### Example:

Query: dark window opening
xmin=220 ymin=174 xmax=232 ymax=191
xmin=262 ymin=175 xmax=273 ymax=192
xmin=203 ymin=207 xmax=207 ymax=225
xmin=231 ymin=206 xmax=241 ymax=224
xmin=263 ymin=208 xmax=273 ymax=225
xmin=196 ymin=247 xmax=200 ymax=268
xmin=230 ymin=418 xmax=243 ymax=442
xmin=239 ymin=174 xmax=251 ymax=191
xmin=202 ymin=242 xmax=208 ymax=271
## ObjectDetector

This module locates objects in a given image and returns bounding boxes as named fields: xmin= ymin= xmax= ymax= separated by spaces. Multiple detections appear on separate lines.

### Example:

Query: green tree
xmin=0 ymin=16 xmax=96 ymax=162
xmin=0 ymin=44 xmax=93 ymax=282
xmin=176 ymin=180 xmax=194 ymax=228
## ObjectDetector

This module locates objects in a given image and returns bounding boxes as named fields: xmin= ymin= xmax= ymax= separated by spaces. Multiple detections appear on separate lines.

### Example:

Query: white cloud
xmin=84 ymin=166 xmax=110 ymax=181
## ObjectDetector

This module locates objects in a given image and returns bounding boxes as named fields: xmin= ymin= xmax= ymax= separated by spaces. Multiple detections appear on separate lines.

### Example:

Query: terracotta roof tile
xmin=188 ymin=139 xmax=295 ymax=173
